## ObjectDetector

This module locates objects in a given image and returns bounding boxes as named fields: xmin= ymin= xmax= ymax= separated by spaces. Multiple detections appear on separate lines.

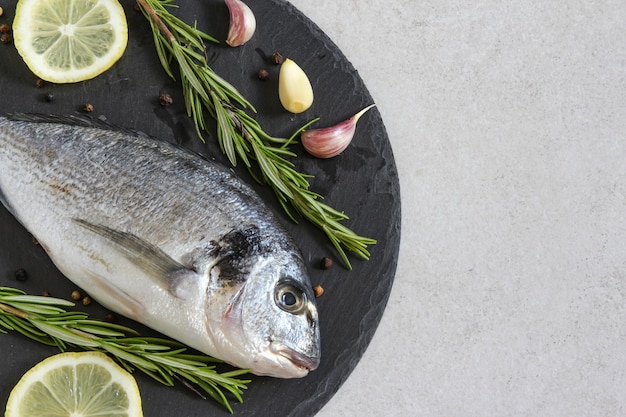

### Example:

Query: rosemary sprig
xmin=136 ymin=0 xmax=376 ymax=269
xmin=0 ymin=286 xmax=249 ymax=413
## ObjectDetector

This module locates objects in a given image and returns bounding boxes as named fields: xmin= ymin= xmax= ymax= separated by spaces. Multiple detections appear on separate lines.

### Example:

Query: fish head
xmin=208 ymin=248 xmax=321 ymax=379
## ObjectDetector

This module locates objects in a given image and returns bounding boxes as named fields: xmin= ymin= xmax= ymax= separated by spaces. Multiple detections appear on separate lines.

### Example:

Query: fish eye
xmin=282 ymin=291 xmax=297 ymax=306
xmin=275 ymin=281 xmax=306 ymax=314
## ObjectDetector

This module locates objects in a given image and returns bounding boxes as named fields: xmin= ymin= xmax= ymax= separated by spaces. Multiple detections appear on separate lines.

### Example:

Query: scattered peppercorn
xmin=257 ymin=68 xmax=269 ymax=81
xmin=44 ymin=91 xmax=54 ymax=102
xmin=32 ymin=236 xmax=40 ymax=245
xmin=104 ymin=312 xmax=118 ymax=323
xmin=159 ymin=92 xmax=173 ymax=106
xmin=36 ymin=79 xmax=45 ymax=88
xmin=14 ymin=268 xmax=27 ymax=281
xmin=0 ymin=23 xmax=10 ymax=34
xmin=1 ymin=32 xmax=12 ymax=44
xmin=42 ymin=291 xmax=52 ymax=297
xmin=71 ymin=289 xmax=82 ymax=300
xmin=271 ymin=52 xmax=284 ymax=65
xmin=313 ymin=285 xmax=324 ymax=298
xmin=82 ymin=296 xmax=92 ymax=306
xmin=320 ymin=257 xmax=333 ymax=269
xmin=83 ymin=103 xmax=94 ymax=112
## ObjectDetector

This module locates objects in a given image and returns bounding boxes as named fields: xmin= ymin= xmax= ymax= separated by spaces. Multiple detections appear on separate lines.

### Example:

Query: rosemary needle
xmin=136 ymin=0 xmax=376 ymax=269
xmin=0 ymin=287 xmax=249 ymax=413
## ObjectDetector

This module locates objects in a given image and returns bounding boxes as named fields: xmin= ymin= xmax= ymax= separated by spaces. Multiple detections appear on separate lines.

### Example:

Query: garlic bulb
xmin=301 ymin=104 xmax=376 ymax=158
xmin=279 ymin=59 xmax=314 ymax=114
xmin=225 ymin=0 xmax=256 ymax=47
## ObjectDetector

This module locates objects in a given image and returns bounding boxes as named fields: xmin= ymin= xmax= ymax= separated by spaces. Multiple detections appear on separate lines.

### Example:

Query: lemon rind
xmin=13 ymin=0 xmax=128 ymax=83
xmin=5 ymin=351 xmax=143 ymax=417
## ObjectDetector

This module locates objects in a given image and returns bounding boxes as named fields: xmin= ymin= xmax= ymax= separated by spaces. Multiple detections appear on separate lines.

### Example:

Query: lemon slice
xmin=13 ymin=0 xmax=128 ymax=83
xmin=5 ymin=351 xmax=143 ymax=417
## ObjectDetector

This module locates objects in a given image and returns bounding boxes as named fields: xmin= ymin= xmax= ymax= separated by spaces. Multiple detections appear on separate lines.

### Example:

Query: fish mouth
xmin=271 ymin=342 xmax=320 ymax=373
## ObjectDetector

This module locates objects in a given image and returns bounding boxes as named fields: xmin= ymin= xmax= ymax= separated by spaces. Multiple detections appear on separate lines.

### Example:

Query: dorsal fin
xmin=7 ymin=113 xmax=147 ymax=138
xmin=6 ymin=113 xmax=220 ymax=164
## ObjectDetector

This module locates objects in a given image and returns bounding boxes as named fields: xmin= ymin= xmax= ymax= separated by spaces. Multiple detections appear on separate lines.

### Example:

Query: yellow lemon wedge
xmin=13 ymin=0 xmax=128 ymax=83
xmin=5 ymin=351 xmax=143 ymax=417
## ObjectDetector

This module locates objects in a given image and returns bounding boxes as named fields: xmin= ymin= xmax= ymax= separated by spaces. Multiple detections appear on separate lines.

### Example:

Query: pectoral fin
xmin=73 ymin=219 xmax=198 ymax=299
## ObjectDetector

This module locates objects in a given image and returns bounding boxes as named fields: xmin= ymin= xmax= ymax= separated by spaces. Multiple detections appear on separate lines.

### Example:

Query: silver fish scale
xmin=0 ymin=115 xmax=320 ymax=378
xmin=0 ymin=116 xmax=289 ymax=258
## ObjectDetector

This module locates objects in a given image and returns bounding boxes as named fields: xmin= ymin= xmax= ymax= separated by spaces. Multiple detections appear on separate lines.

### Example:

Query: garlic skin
xmin=279 ymin=59 xmax=314 ymax=114
xmin=225 ymin=0 xmax=256 ymax=47
xmin=301 ymin=104 xmax=376 ymax=158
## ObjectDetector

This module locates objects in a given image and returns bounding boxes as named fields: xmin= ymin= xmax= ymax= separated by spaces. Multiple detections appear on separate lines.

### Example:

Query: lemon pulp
xmin=5 ymin=351 xmax=143 ymax=417
xmin=13 ymin=0 xmax=128 ymax=83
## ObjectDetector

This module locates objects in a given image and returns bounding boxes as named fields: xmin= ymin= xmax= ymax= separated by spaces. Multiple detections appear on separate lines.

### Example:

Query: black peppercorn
xmin=14 ymin=268 xmax=27 ymax=281
xmin=0 ymin=33 xmax=12 ymax=44
xmin=320 ymin=257 xmax=333 ymax=269
xmin=271 ymin=52 xmax=284 ymax=65
xmin=83 ymin=103 xmax=94 ymax=112
xmin=257 ymin=68 xmax=269 ymax=81
xmin=104 ymin=312 xmax=118 ymax=323
xmin=159 ymin=93 xmax=173 ymax=106
xmin=313 ymin=285 xmax=324 ymax=297
xmin=0 ymin=23 xmax=10 ymax=34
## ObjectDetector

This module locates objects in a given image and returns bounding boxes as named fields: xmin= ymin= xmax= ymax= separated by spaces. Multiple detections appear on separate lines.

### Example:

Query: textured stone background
xmin=288 ymin=1 xmax=626 ymax=415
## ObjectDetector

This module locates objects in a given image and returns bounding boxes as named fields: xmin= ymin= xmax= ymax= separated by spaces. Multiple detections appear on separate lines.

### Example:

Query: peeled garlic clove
xmin=279 ymin=59 xmax=314 ymax=114
xmin=301 ymin=104 xmax=376 ymax=158
xmin=225 ymin=0 xmax=256 ymax=47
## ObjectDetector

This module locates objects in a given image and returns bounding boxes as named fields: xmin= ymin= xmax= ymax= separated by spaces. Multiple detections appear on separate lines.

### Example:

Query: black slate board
xmin=0 ymin=1 xmax=401 ymax=415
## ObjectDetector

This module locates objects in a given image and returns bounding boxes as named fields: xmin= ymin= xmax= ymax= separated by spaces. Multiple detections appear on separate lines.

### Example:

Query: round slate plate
xmin=0 ymin=0 xmax=401 ymax=415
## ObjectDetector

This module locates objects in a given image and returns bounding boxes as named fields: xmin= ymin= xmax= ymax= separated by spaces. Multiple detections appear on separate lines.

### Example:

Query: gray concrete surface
xmin=287 ymin=1 xmax=626 ymax=415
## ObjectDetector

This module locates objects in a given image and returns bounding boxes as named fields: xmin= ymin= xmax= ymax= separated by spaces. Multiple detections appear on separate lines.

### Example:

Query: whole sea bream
xmin=0 ymin=114 xmax=320 ymax=378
